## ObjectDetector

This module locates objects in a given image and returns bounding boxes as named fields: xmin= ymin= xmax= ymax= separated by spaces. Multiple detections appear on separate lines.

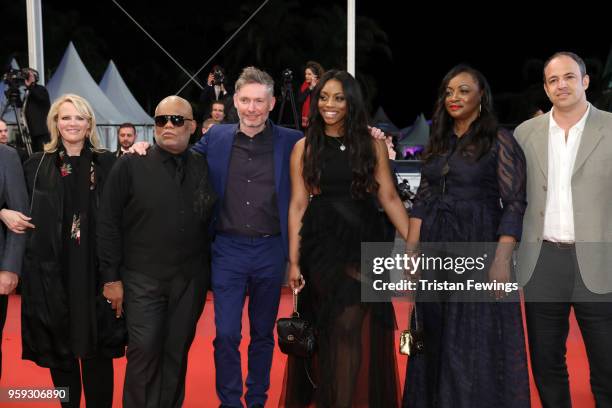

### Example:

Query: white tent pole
xmin=347 ymin=0 xmax=356 ymax=77
xmin=26 ymin=0 xmax=45 ymax=84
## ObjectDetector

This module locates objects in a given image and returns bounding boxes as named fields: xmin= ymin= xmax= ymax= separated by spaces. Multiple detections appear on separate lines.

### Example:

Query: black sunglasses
xmin=154 ymin=115 xmax=194 ymax=127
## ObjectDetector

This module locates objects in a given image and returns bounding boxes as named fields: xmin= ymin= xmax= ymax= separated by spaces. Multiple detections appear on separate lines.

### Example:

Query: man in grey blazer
xmin=515 ymin=52 xmax=612 ymax=407
xmin=0 ymin=144 xmax=29 ymax=379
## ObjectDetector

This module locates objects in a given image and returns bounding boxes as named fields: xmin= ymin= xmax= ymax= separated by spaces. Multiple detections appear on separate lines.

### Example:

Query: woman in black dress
xmin=281 ymin=70 xmax=410 ymax=407
xmin=402 ymin=65 xmax=530 ymax=407
xmin=21 ymin=94 xmax=125 ymax=408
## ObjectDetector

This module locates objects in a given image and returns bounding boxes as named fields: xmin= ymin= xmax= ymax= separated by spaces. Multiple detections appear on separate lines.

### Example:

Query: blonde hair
xmin=44 ymin=93 xmax=104 ymax=153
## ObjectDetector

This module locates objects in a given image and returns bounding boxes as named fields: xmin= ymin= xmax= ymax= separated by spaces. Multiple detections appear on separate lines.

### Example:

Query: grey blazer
xmin=0 ymin=144 xmax=28 ymax=275
xmin=514 ymin=106 xmax=612 ymax=293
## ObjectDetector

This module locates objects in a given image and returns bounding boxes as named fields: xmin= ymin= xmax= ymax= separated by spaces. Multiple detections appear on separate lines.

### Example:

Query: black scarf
xmin=57 ymin=141 xmax=98 ymax=356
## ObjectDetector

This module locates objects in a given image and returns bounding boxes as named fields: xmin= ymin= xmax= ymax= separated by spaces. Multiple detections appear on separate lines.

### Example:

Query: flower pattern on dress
xmin=90 ymin=163 xmax=96 ymax=190
xmin=59 ymin=151 xmax=72 ymax=177
xmin=70 ymin=214 xmax=81 ymax=244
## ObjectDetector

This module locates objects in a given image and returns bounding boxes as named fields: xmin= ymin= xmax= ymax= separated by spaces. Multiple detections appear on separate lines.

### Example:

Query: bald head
xmin=153 ymin=95 xmax=196 ymax=154
xmin=0 ymin=120 xmax=8 ymax=144
xmin=155 ymin=95 xmax=193 ymax=117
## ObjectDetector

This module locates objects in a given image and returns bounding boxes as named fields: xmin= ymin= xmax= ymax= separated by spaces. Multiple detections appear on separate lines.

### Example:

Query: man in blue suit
xmin=192 ymin=66 xmax=302 ymax=408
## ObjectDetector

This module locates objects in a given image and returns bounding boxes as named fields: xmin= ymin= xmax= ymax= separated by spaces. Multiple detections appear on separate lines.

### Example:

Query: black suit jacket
xmin=0 ymin=145 xmax=28 ymax=275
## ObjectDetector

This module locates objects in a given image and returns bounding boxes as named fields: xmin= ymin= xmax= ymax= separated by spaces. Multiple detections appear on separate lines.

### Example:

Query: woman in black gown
xmin=281 ymin=70 xmax=410 ymax=407
xmin=21 ymin=94 xmax=125 ymax=408
xmin=402 ymin=65 xmax=530 ymax=407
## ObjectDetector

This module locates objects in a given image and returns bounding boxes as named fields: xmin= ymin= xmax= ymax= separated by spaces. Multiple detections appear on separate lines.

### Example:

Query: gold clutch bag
xmin=399 ymin=305 xmax=424 ymax=356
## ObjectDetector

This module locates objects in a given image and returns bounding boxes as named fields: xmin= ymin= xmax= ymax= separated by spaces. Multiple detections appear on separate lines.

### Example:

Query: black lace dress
xmin=402 ymin=130 xmax=530 ymax=407
xmin=280 ymin=136 xmax=400 ymax=408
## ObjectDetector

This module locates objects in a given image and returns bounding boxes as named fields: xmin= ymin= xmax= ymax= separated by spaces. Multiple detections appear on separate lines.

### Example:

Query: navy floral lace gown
xmin=402 ymin=130 xmax=531 ymax=407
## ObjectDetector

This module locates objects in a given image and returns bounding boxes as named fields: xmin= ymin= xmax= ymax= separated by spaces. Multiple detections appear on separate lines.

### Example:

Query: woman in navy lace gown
xmin=280 ymin=70 xmax=410 ymax=407
xmin=402 ymin=65 xmax=530 ymax=407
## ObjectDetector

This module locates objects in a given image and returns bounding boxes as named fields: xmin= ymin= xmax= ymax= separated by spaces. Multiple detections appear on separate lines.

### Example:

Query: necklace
xmin=328 ymin=135 xmax=346 ymax=151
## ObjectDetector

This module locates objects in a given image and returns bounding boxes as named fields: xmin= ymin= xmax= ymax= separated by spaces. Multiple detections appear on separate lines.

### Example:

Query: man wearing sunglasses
xmin=98 ymin=95 xmax=217 ymax=408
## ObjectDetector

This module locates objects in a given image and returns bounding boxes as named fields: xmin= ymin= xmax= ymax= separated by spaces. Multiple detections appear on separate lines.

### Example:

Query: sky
xmin=2 ymin=1 xmax=611 ymax=128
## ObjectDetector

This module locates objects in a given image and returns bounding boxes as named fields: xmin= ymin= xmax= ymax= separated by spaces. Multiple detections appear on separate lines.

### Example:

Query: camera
xmin=2 ymin=68 xmax=36 ymax=106
xmin=281 ymin=68 xmax=293 ymax=84
xmin=3 ymin=68 xmax=29 ymax=85
xmin=212 ymin=68 xmax=225 ymax=85
xmin=2 ymin=68 xmax=36 ymax=88
xmin=397 ymin=179 xmax=415 ymax=208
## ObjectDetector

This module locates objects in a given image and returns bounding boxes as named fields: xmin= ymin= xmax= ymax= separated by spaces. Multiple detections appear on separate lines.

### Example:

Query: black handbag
xmin=276 ymin=290 xmax=316 ymax=358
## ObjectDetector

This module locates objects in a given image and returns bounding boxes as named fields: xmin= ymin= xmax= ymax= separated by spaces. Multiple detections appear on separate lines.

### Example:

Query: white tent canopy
xmin=99 ymin=60 xmax=153 ymax=125
xmin=47 ymin=42 xmax=125 ymax=126
xmin=99 ymin=60 xmax=154 ymax=150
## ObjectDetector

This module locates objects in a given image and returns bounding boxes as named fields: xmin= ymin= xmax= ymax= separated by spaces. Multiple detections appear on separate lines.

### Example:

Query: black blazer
xmin=0 ymin=144 xmax=28 ymax=275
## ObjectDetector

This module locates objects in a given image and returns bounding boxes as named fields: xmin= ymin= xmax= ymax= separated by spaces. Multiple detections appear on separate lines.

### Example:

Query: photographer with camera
xmin=23 ymin=69 xmax=51 ymax=152
xmin=199 ymin=65 xmax=236 ymax=123
xmin=1 ymin=67 xmax=51 ymax=154
xmin=297 ymin=61 xmax=324 ymax=129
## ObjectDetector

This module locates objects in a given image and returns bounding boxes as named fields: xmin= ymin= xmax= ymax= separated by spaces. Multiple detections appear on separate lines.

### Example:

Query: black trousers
xmin=49 ymin=355 xmax=114 ymax=408
xmin=0 ymin=295 xmax=7 ymax=380
xmin=123 ymin=271 xmax=207 ymax=408
xmin=524 ymin=241 xmax=612 ymax=408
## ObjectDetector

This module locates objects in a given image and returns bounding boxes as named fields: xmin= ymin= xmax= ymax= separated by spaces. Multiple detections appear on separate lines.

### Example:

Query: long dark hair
xmin=302 ymin=70 xmax=378 ymax=198
xmin=424 ymin=64 xmax=498 ymax=161
xmin=305 ymin=61 xmax=324 ymax=78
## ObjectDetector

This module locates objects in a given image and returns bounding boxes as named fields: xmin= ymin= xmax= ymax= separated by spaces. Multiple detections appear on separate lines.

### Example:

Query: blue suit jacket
xmin=192 ymin=122 xmax=303 ymax=259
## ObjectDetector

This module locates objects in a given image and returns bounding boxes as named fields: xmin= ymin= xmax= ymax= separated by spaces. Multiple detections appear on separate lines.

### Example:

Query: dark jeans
xmin=49 ymin=355 xmax=114 ymax=408
xmin=212 ymin=234 xmax=285 ymax=408
xmin=524 ymin=241 xmax=612 ymax=408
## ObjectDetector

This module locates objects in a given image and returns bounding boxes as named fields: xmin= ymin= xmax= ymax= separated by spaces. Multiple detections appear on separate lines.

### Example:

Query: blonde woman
xmin=21 ymin=94 xmax=125 ymax=408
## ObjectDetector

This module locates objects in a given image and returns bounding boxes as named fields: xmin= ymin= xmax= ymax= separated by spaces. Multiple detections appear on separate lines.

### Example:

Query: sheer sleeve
xmin=410 ymin=168 xmax=433 ymax=220
xmin=496 ymin=129 xmax=527 ymax=240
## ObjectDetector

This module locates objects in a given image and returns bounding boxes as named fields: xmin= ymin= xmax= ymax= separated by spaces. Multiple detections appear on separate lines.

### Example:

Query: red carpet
xmin=1 ymin=290 xmax=594 ymax=407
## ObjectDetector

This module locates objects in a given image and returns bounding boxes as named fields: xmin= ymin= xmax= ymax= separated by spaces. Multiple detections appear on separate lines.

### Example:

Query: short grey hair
xmin=234 ymin=66 xmax=274 ymax=96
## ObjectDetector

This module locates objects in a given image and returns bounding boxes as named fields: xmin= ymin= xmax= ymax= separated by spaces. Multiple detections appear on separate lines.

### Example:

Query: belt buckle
xmin=545 ymin=240 xmax=574 ymax=249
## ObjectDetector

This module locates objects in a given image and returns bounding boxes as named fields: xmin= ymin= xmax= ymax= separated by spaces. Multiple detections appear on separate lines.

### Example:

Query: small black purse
xmin=276 ymin=290 xmax=316 ymax=358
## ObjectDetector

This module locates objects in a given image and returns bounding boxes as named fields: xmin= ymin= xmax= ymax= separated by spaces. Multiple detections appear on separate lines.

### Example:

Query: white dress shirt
xmin=542 ymin=104 xmax=590 ymax=243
